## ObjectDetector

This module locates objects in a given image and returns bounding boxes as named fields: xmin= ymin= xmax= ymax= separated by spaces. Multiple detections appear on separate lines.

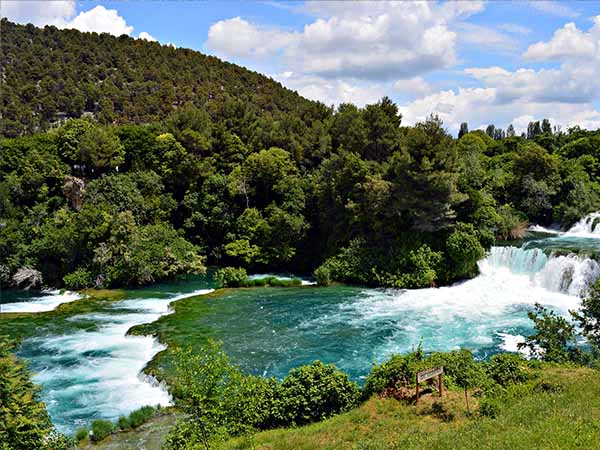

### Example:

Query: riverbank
xmin=81 ymin=366 xmax=600 ymax=450
xmin=222 ymin=366 xmax=599 ymax=450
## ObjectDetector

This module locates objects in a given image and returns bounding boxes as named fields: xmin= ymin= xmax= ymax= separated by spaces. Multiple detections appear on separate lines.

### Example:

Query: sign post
xmin=415 ymin=366 xmax=444 ymax=405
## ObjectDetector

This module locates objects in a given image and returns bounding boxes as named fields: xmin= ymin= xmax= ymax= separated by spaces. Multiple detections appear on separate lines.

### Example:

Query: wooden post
xmin=438 ymin=373 xmax=443 ymax=397
xmin=415 ymin=374 xmax=419 ymax=405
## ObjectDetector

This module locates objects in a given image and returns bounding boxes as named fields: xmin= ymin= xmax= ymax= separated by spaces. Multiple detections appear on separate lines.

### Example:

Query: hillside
xmin=0 ymin=19 xmax=327 ymax=138
xmin=72 ymin=366 xmax=600 ymax=450
xmin=222 ymin=367 xmax=600 ymax=450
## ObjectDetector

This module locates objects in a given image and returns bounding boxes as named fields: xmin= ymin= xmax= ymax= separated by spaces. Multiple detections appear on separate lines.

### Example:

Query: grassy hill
xmin=0 ymin=19 xmax=327 ymax=137
xmin=85 ymin=366 xmax=600 ymax=450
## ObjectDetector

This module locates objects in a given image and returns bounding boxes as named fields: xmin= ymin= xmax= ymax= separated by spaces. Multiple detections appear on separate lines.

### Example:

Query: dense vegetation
xmin=2 ymin=21 xmax=600 ymax=290
xmin=0 ymin=340 xmax=73 ymax=450
xmin=0 ymin=19 xmax=322 ymax=138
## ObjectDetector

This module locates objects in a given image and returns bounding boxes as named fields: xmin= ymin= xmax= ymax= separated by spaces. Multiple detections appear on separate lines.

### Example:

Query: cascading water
xmin=482 ymin=246 xmax=600 ymax=296
xmin=566 ymin=212 xmax=600 ymax=236
xmin=4 ymin=213 xmax=600 ymax=434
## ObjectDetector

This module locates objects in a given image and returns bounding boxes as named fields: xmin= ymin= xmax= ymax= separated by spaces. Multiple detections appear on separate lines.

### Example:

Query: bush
xmin=496 ymin=204 xmax=527 ymax=240
xmin=74 ymin=427 xmax=89 ymax=442
xmin=63 ymin=268 xmax=93 ymax=290
xmin=90 ymin=419 xmax=113 ymax=442
xmin=128 ymin=405 xmax=155 ymax=428
xmin=446 ymin=224 xmax=485 ymax=279
xmin=41 ymin=430 xmax=76 ymax=450
xmin=274 ymin=361 xmax=359 ymax=426
xmin=362 ymin=353 xmax=422 ymax=398
xmin=486 ymin=353 xmax=529 ymax=386
xmin=479 ymin=396 xmax=502 ymax=418
xmin=117 ymin=416 xmax=131 ymax=431
xmin=314 ymin=265 xmax=331 ymax=286
xmin=214 ymin=267 xmax=248 ymax=288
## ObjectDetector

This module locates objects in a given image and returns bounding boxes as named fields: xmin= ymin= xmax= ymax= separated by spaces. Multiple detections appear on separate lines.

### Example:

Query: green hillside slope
xmin=0 ymin=19 xmax=327 ymax=137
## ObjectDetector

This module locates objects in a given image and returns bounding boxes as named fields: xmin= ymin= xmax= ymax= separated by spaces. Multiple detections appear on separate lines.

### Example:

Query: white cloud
xmin=138 ymin=31 xmax=157 ymax=42
xmin=523 ymin=17 xmax=600 ymax=61
xmin=527 ymin=1 xmax=580 ymax=19
xmin=457 ymin=22 xmax=517 ymax=51
xmin=1 ymin=2 xmax=135 ymax=36
xmin=1 ymin=0 xmax=75 ymax=27
xmin=206 ymin=2 xmax=467 ymax=81
xmin=67 ymin=6 xmax=133 ymax=36
xmin=206 ymin=17 xmax=293 ymax=59
xmin=499 ymin=23 xmax=532 ymax=35
xmin=399 ymin=86 xmax=600 ymax=134
xmin=273 ymin=71 xmax=388 ymax=107
xmin=392 ymin=77 xmax=431 ymax=97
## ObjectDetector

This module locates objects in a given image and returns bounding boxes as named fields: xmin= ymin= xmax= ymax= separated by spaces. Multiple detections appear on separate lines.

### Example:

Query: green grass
xmin=221 ymin=367 xmax=600 ymax=450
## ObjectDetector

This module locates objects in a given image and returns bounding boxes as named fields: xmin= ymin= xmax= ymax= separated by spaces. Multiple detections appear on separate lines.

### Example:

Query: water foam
xmin=565 ymin=212 xmax=600 ymax=237
xmin=484 ymin=246 xmax=600 ymax=296
xmin=1 ymin=290 xmax=82 ymax=313
xmin=21 ymin=288 xmax=213 ymax=433
xmin=248 ymin=273 xmax=317 ymax=286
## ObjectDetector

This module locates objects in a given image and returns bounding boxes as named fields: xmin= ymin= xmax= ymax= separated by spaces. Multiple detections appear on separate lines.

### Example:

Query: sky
xmin=2 ymin=0 xmax=600 ymax=134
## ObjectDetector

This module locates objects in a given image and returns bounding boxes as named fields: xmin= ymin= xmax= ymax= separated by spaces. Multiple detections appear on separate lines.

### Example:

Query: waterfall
xmin=483 ymin=246 xmax=548 ymax=275
xmin=566 ymin=212 xmax=600 ymax=236
xmin=481 ymin=246 xmax=600 ymax=296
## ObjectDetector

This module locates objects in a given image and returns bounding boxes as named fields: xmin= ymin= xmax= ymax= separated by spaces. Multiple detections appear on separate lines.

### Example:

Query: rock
xmin=12 ymin=267 xmax=43 ymax=290
xmin=63 ymin=175 xmax=86 ymax=211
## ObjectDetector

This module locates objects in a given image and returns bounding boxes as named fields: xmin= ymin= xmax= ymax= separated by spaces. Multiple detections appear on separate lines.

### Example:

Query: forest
xmin=2 ymin=19 xmax=600 ymax=291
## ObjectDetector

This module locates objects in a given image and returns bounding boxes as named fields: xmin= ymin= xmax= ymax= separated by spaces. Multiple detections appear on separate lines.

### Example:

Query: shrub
xmin=496 ymin=204 xmax=527 ymax=240
xmin=362 ymin=353 xmax=421 ymax=398
xmin=90 ymin=419 xmax=113 ymax=442
xmin=63 ymin=268 xmax=93 ymax=290
xmin=41 ymin=430 xmax=76 ymax=450
xmin=74 ymin=427 xmax=89 ymax=442
xmin=128 ymin=405 xmax=155 ymax=428
xmin=214 ymin=267 xmax=248 ymax=288
xmin=117 ymin=416 xmax=131 ymax=431
xmin=479 ymin=396 xmax=502 ymax=418
xmin=446 ymin=224 xmax=485 ymax=279
xmin=274 ymin=360 xmax=359 ymax=426
xmin=314 ymin=265 xmax=331 ymax=286
xmin=486 ymin=353 xmax=529 ymax=386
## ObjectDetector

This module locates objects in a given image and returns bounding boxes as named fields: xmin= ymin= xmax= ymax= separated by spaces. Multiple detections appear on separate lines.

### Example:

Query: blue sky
xmin=3 ymin=0 xmax=600 ymax=133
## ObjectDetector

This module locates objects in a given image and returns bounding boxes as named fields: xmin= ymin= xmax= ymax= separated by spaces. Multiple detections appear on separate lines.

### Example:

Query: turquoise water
xmin=3 ymin=217 xmax=600 ymax=433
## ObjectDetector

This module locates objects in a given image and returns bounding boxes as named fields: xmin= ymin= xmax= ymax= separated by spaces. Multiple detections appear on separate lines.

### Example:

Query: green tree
xmin=78 ymin=125 xmax=125 ymax=174
xmin=0 ymin=340 xmax=52 ymax=450
xmin=571 ymin=279 xmax=600 ymax=348
xmin=520 ymin=303 xmax=576 ymax=362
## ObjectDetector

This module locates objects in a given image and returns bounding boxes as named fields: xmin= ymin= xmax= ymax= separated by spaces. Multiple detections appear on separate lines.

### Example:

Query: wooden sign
xmin=415 ymin=366 xmax=444 ymax=405
xmin=417 ymin=366 xmax=443 ymax=383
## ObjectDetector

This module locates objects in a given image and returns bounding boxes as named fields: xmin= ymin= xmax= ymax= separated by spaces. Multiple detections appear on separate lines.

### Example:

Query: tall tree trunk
xmin=464 ymin=387 xmax=470 ymax=413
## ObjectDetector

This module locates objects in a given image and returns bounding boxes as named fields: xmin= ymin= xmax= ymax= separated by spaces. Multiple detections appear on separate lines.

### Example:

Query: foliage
xmin=485 ymin=353 xmax=530 ymax=387
xmin=0 ymin=340 xmax=52 ymax=450
xmin=74 ymin=427 xmax=89 ymax=442
xmin=90 ymin=419 xmax=113 ymax=442
xmin=274 ymin=361 xmax=359 ymax=426
xmin=165 ymin=342 xmax=359 ymax=448
xmin=214 ymin=267 xmax=248 ymax=288
xmin=128 ymin=405 xmax=157 ymax=428
xmin=445 ymin=223 xmax=485 ymax=278
xmin=2 ymin=18 xmax=600 ymax=290
xmin=519 ymin=303 xmax=577 ymax=362
xmin=313 ymin=265 xmax=332 ymax=286
xmin=571 ymin=278 xmax=600 ymax=348
xmin=62 ymin=268 xmax=93 ymax=290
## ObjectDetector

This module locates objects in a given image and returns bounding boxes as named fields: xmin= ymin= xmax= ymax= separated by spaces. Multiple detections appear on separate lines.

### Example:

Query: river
xmin=2 ymin=213 xmax=600 ymax=433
